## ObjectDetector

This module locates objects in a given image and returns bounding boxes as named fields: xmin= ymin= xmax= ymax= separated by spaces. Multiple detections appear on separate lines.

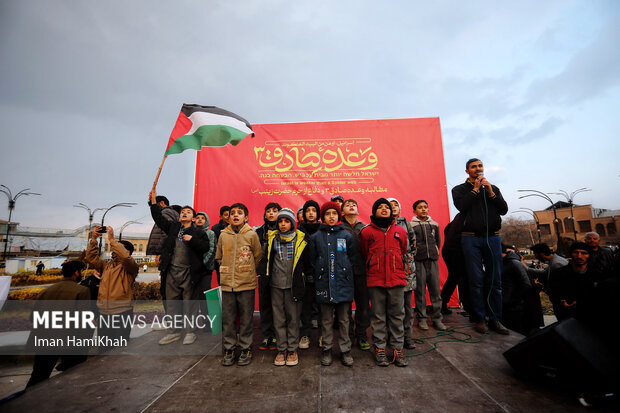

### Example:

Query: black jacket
xmin=452 ymin=180 xmax=508 ymax=234
xmin=502 ymin=251 xmax=533 ymax=307
xmin=149 ymin=203 xmax=210 ymax=285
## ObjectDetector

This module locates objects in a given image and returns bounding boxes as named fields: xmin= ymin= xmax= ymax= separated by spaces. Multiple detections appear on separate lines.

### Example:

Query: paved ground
xmin=2 ymin=311 xmax=615 ymax=412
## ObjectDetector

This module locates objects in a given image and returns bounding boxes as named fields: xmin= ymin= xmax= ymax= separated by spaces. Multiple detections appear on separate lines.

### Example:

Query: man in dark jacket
xmin=452 ymin=158 xmax=509 ymax=335
xmin=298 ymin=199 xmax=321 ymax=349
xmin=149 ymin=190 xmax=209 ymax=346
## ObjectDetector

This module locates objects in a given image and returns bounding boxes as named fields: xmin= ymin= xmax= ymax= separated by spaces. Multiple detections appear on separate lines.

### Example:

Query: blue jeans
xmin=461 ymin=235 xmax=503 ymax=322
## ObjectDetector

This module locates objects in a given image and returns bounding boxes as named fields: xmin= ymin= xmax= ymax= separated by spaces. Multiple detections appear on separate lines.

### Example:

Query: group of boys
xmin=206 ymin=195 xmax=445 ymax=368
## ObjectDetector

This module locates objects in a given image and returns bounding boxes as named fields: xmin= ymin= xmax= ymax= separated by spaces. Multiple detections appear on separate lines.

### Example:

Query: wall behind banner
xmin=195 ymin=117 xmax=458 ymax=306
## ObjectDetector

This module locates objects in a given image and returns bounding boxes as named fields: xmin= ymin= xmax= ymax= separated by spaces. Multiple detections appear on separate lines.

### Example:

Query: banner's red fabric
xmin=195 ymin=117 xmax=458 ymax=307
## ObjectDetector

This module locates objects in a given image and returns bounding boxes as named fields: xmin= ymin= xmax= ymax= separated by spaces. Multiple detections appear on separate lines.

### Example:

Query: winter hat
xmin=277 ymin=208 xmax=296 ymax=228
xmin=302 ymin=200 xmax=321 ymax=222
xmin=372 ymin=198 xmax=393 ymax=217
xmin=330 ymin=195 xmax=344 ymax=204
xmin=320 ymin=201 xmax=342 ymax=221
xmin=196 ymin=212 xmax=210 ymax=228
xmin=386 ymin=197 xmax=400 ymax=207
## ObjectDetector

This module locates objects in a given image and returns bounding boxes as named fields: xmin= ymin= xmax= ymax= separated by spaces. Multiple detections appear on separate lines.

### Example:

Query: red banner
xmin=195 ymin=117 xmax=457 ymax=306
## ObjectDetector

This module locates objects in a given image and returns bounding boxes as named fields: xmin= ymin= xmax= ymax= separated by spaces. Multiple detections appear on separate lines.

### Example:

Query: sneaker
xmin=237 ymin=349 xmax=252 ymax=366
xmin=274 ymin=351 xmax=287 ymax=366
xmin=404 ymin=339 xmax=416 ymax=349
xmin=393 ymin=348 xmax=408 ymax=367
xmin=151 ymin=325 xmax=167 ymax=331
xmin=433 ymin=321 xmax=447 ymax=331
xmin=182 ymin=332 xmax=197 ymax=345
xmin=286 ymin=351 xmax=299 ymax=366
xmin=341 ymin=351 xmax=353 ymax=367
xmin=418 ymin=319 xmax=429 ymax=331
xmin=158 ymin=333 xmax=181 ymax=345
xmin=358 ymin=338 xmax=371 ymax=351
xmin=489 ymin=320 xmax=510 ymax=335
xmin=321 ymin=349 xmax=333 ymax=366
xmin=299 ymin=336 xmax=310 ymax=349
xmin=474 ymin=320 xmax=489 ymax=334
xmin=221 ymin=350 xmax=235 ymax=366
xmin=259 ymin=338 xmax=269 ymax=350
xmin=374 ymin=347 xmax=389 ymax=367
xmin=268 ymin=337 xmax=277 ymax=350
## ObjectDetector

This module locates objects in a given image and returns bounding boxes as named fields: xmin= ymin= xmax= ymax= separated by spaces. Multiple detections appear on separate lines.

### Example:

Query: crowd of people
xmin=27 ymin=157 xmax=618 ymax=386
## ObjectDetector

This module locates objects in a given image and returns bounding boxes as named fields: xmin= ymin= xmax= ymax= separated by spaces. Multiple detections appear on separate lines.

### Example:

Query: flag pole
xmin=152 ymin=156 xmax=167 ymax=191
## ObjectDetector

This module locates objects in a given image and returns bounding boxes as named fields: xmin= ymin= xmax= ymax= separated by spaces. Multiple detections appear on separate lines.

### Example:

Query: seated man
xmin=527 ymin=243 xmax=568 ymax=292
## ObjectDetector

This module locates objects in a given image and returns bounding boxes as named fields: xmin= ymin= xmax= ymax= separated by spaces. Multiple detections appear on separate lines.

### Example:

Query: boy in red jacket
xmin=360 ymin=198 xmax=409 ymax=367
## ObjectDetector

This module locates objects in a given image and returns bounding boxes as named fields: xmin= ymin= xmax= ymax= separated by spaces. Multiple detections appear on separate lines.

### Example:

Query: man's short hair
xmin=61 ymin=260 xmax=84 ymax=277
xmin=413 ymin=199 xmax=428 ymax=210
xmin=466 ymin=158 xmax=481 ymax=169
xmin=584 ymin=232 xmax=600 ymax=239
xmin=501 ymin=243 xmax=515 ymax=253
xmin=219 ymin=205 xmax=231 ymax=215
xmin=155 ymin=195 xmax=170 ymax=206
xmin=119 ymin=240 xmax=135 ymax=255
xmin=230 ymin=202 xmax=249 ymax=216
xmin=531 ymin=243 xmax=552 ymax=256
xmin=171 ymin=205 xmax=182 ymax=214
xmin=569 ymin=241 xmax=592 ymax=256
xmin=264 ymin=202 xmax=282 ymax=212
xmin=180 ymin=205 xmax=196 ymax=217
xmin=343 ymin=199 xmax=357 ymax=206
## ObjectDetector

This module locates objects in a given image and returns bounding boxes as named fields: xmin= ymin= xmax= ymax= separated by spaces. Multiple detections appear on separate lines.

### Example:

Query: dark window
xmin=578 ymin=220 xmax=592 ymax=233
xmin=563 ymin=217 xmax=575 ymax=233
xmin=607 ymin=222 xmax=617 ymax=235
xmin=554 ymin=220 xmax=564 ymax=234
xmin=540 ymin=224 xmax=551 ymax=235
xmin=139 ymin=244 xmax=143 ymax=252
xmin=595 ymin=224 xmax=606 ymax=236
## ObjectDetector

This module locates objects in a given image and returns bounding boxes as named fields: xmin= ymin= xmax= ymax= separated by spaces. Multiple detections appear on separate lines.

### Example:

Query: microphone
xmin=478 ymin=172 xmax=485 ymax=189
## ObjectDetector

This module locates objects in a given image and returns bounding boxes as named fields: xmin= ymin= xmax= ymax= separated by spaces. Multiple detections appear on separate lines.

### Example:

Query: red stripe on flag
xmin=165 ymin=111 xmax=193 ymax=153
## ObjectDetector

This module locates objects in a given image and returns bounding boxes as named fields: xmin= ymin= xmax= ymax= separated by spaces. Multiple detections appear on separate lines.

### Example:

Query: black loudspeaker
xmin=503 ymin=318 xmax=618 ymax=393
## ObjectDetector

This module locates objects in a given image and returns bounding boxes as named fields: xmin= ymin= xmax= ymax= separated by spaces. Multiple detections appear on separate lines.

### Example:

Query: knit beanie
xmin=277 ymin=208 xmax=296 ymax=228
xmin=320 ymin=201 xmax=341 ymax=221
xmin=372 ymin=198 xmax=393 ymax=217
xmin=386 ymin=197 xmax=400 ymax=208
xmin=302 ymin=200 xmax=321 ymax=222
xmin=330 ymin=195 xmax=344 ymax=204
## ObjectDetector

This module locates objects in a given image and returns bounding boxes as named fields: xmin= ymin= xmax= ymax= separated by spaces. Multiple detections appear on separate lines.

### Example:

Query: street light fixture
xmin=518 ymin=189 xmax=562 ymax=254
xmin=119 ymin=220 xmax=142 ymax=241
xmin=73 ymin=203 xmax=105 ymax=244
xmin=0 ymin=185 xmax=41 ymax=263
xmin=548 ymin=188 xmax=591 ymax=240
xmin=98 ymin=202 xmax=137 ymax=253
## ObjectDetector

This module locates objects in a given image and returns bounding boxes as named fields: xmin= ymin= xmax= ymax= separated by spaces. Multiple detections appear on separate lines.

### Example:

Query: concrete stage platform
xmin=1 ymin=312 xmax=615 ymax=412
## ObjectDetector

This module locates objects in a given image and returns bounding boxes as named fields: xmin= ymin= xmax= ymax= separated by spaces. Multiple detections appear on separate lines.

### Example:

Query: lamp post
xmin=549 ymin=188 xmax=591 ymax=240
xmin=119 ymin=220 xmax=142 ymax=241
xmin=98 ymin=202 xmax=137 ymax=253
xmin=73 ymin=203 xmax=105 ymax=244
xmin=518 ymin=208 xmax=541 ymax=243
xmin=518 ymin=189 xmax=562 ymax=254
xmin=0 ymin=185 xmax=41 ymax=263
xmin=510 ymin=211 xmax=535 ymax=245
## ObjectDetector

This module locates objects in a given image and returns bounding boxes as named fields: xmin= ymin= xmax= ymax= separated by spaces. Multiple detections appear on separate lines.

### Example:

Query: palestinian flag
xmin=164 ymin=104 xmax=254 ymax=156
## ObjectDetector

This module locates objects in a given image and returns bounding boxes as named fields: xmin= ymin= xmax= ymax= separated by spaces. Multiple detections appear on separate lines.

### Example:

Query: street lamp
xmin=73 ymin=203 xmax=105 ymax=244
xmin=98 ymin=202 xmax=137 ymax=253
xmin=518 ymin=189 xmax=562 ymax=254
xmin=0 ymin=185 xmax=41 ymax=263
xmin=518 ymin=208 xmax=541 ymax=243
xmin=119 ymin=220 xmax=142 ymax=241
xmin=549 ymin=188 xmax=591 ymax=240
xmin=510 ymin=211 xmax=535 ymax=245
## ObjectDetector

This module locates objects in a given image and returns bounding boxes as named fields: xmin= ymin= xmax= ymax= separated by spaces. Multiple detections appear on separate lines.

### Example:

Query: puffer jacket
xmin=216 ymin=223 xmax=262 ymax=292
xmin=410 ymin=216 xmax=440 ymax=261
xmin=85 ymin=239 xmax=139 ymax=315
xmin=309 ymin=223 xmax=360 ymax=304
xmin=359 ymin=222 xmax=408 ymax=288
xmin=258 ymin=229 xmax=309 ymax=301
xmin=146 ymin=206 xmax=179 ymax=255
xmin=394 ymin=216 xmax=417 ymax=291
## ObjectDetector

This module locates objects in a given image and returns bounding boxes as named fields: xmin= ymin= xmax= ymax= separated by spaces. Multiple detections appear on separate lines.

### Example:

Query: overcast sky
xmin=1 ymin=0 xmax=619 ymax=233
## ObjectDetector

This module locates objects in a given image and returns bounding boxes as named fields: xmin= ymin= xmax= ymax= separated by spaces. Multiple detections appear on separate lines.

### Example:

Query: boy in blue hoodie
xmin=309 ymin=201 xmax=362 ymax=367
